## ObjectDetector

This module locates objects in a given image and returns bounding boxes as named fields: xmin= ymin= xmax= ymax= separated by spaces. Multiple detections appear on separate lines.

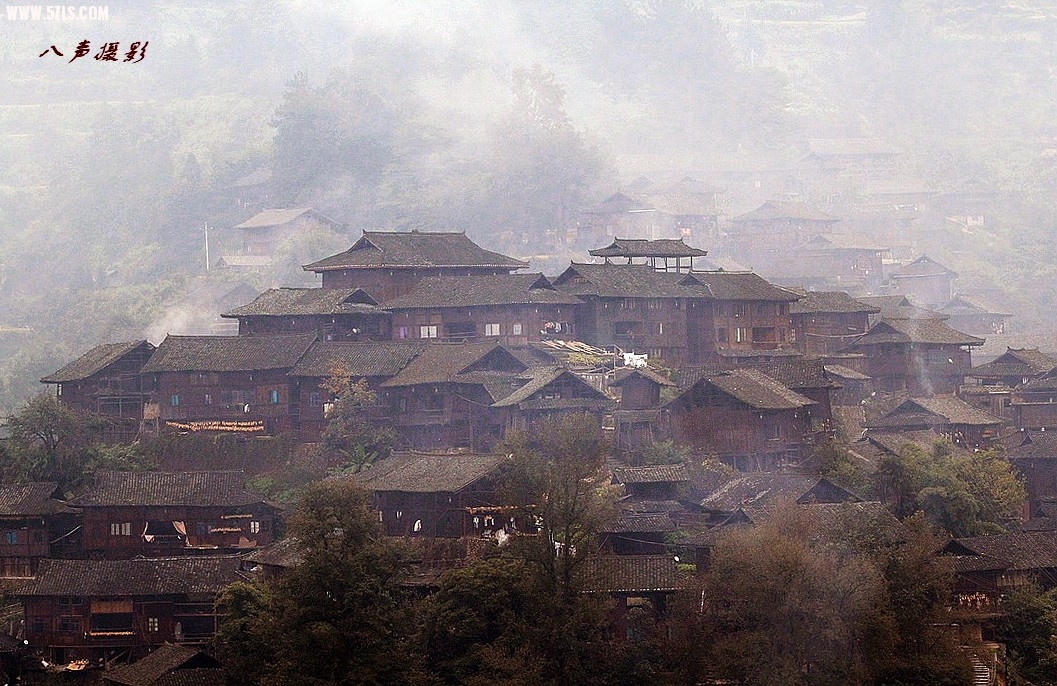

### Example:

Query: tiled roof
xmin=850 ymin=318 xmax=983 ymax=347
xmin=789 ymin=290 xmax=880 ymax=315
xmin=553 ymin=263 xmax=797 ymax=302
xmin=382 ymin=273 xmax=580 ymax=309
xmin=491 ymin=369 xmax=611 ymax=409
xmin=245 ymin=537 xmax=304 ymax=569
xmin=953 ymin=531 xmax=1057 ymax=571
xmin=611 ymin=464 xmax=690 ymax=484
xmin=739 ymin=358 xmax=836 ymax=390
xmin=104 ymin=644 xmax=221 ymax=686
xmin=303 ymin=230 xmax=526 ymax=272
xmin=731 ymin=200 xmax=840 ymax=223
xmin=41 ymin=340 xmax=154 ymax=383
xmin=287 ymin=340 xmax=428 ymax=378
xmin=234 ymin=208 xmax=339 ymax=230
xmin=670 ymin=369 xmax=816 ymax=411
xmin=0 ymin=483 xmax=70 ymax=515
xmin=580 ymin=192 xmax=651 ymax=215
xmin=869 ymin=396 xmax=1004 ymax=428
xmin=142 ymin=334 xmax=316 ymax=373
xmin=578 ymin=555 xmax=684 ymax=593
xmin=939 ymin=294 xmax=1012 ymax=317
xmin=1005 ymin=432 xmax=1057 ymax=460
xmin=610 ymin=367 xmax=676 ymax=388
xmin=353 ymin=451 xmax=508 ymax=493
xmin=855 ymin=295 xmax=948 ymax=321
xmin=1018 ymin=368 xmax=1057 ymax=392
xmin=865 ymin=430 xmax=953 ymax=456
xmin=18 ymin=556 xmax=243 ymax=597
xmin=590 ymin=238 xmax=708 ymax=258
xmin=222 ymin=288 xmax=382 ymax=317
xmin=697 ymin=474 xmax=857 ymax=512
xmin=381 ymin=342 xmax=526 ymax=388
xmin=151 ymin=669 xmax=227 ymax=686
xmin=601 ymin=513 xmax=676 ymax=534
xmin=69 ymin=471 xmax=266 ymax=507
xmin=823 ymin=364 xmax=871 ymax=381
xmin=891 ymin=254 xmax=957 ymax=278
xmin=970 ymin=348 xmax=1056 ymax=379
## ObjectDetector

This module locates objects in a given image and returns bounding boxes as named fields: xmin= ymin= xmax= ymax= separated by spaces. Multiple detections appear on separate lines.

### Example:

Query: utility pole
xmin=204 ymin=222 xmax=210 ymax=271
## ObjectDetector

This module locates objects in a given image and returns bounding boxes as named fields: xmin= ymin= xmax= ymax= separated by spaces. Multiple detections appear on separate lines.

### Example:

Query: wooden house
xmin=773 ymin=235 xmax=888 ymax=293
xmin=575 ymin=193 xmax=658 ymax=248
xmin=221 ymin=287 xmax=390 ymax=341
xmin=68 ymin=471 xmax=278 ymax=558
xmin=382 ymin=273 xmax=581 ymax=345
xmin=243 ymin=537 xmax=303 ymax=581
xmin=801 ymin=138 xmax=901 ymax=180
xmin=141 ymin=333 xmax=316 ymax=435
xmin=737 ymin=358 xmax=840 ymax=435
xmin=598 ymin=513 xmax=676 ymax=555
xmin=727 ymin=201 xmax=841 ymax=268
xmin=353 ymin=451 xmax=510 ymax=538
xmin=664 ymin=369 xmax=819 ymax=471
xmin=102 ymin=643 xmax=224 ymax=686
xmin=380 ymin=342 xmax=611 ymax=451
xmin=19 ymin=555 xmax=243 ymax=662
xmin=41 ymin=340 xmax=156 ymax=442
xmin=588 ymin=237 xmax=709 ymax=272
xmin=940 ymin=531 xmax=1057 ymax=607
xmin=609 ymin=367 xmax=676 ymax=451
xmin=938 ymin=294 xmax=1012 ymax=336
xmin=1012 ymin=371 xmax=1057 ymax=431
xmin=552 ymin=263 xmax=799 ymax=365
xmin=845 ymin=318 xmax=983 ymax=394
xmin=969 ymin=348 xmax=1056 ymax=389
xmin=887 ymin=255 xmax=957 ymax=308
xmin=788 ymin=290 xmax=880 ymax=355
xmin=611 ymin=464 xmax=690 ymax=503
xmin=689 ymin=473 xmax=861 ymax=527
xmin=0 ymin=483 xmax=79 ymax=578
xmin=856 ymin=295 xmax=948 ymax=326
xmin=286 ymin=340 xmax=428 ymax=440
xmin=577 ymin=555 xmax=683 ymax=640
xmin=642 ymin=179 xmax=722 ymax=243
xmin=865 ymin=396 xmax=1004 ymax=449
xmin=302 ymin=230 xmax=527 ymax=297
xmin=233 ymin=208 xmax=343 ymax=256
xmin=1004 ymin=432 xmax=1057 ymax=521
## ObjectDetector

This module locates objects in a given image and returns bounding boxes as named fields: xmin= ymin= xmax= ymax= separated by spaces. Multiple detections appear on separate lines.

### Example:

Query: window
xmin=3 ymin=531 xmax=16 ymax=544
xmin=148 ymin=617 xmax=159 ymax=632
xmin=656 ymin=322 xmax=664 ymax=335
xmin=249 ymin=521 xmax=261 ymax=534
xmin=716 ymin=328 xmax=728 ymax=343
xmin=110 ymin=522 xmax=131 ymax=536
xmin=484 ymin=323 xmax=501 ymax=337
xmin=269 ymin=389 xmax=279 ymax=404
xmin=398 ymin=326 xmax=408 ymax=339
xmin=204 ymin=393 xmax=214 ymax=405
xmin=169 ymin=394 xmax=180 ymax=407
xmin=512 ymin=323 xmax=522 ymax=336
xmin=309 ymin=391 xmax=322 ymax=407
xmin=413 ymin=519 xmax=423 ymax=532
xmin=57 ymin=617 xmax=81 ymax=634
xmin=735 ymin=327 xmax=749 ymax=343
xmin=420 ymin=325 xmax=438 ymax=339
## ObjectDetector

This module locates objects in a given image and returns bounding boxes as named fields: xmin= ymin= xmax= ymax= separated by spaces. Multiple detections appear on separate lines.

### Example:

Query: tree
xmin=992 ymin=584 xmax=1057 ymax=686
xmin=319 ymin=368 xmax=396 ymax=473
xmin=3 ymin=394 xmax=97 ymax=491
xmin=877 ymin=442 xmax=1025 ymax=537
xmin=215 ymin=479 xmax=422 ymax=685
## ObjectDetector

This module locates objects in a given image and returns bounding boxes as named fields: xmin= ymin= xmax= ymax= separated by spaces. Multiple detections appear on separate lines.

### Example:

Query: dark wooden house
xmin=610 ymin=367 xmax=675 ymax=451
xmin=773 ymin=234 xmax=887 ymax=293
xmin=577 ymin=555 xmax=683 ymax=640
xmin=938 ymin=294 xmax=1012 ymax=336
xmin=382 ymin=273 xmax=581 ymax=345
xmin=380 ymin=342 xmax=611 ymax=451
xmin=1004 ymin=432 xmax=1057 ymax=521
xmin=664 ymin=369 xmax=819 ymax=470
xmin=845 ymin=318 xmax=983 ymax=394
xmin=887 ymin=255 xmax=957 ymax=308
xmin=41 ymin=340 xmax=157 ymax=442
xmin=302 ymin=230 xmax=527 ymax=297
xmin=856 ymin=295 xmax=948 ymax=326
xmin=0 ymin=483 xmax=79 ymax=578
xmin=727 ymin=201 xmax=841 ymax=268
xmin=969 ymin=348 xmax=1056 ymax=389
xmin=1012 ymin=370 xmax=1057 ymax=431
xmin=286 ymin=340 xmax=428 ymax=439
xmin=68 ymin=471 xmax=277 ymax=558
xmin=940 ymin=531 xmax=1057 ymax=607
xmin=353 ymin=451 xmax=510 ymax=538
xmin=233 ymin=208 xmax=343 ymax=256
xmin=141 ymin=333 xmax=316 ymax=435
xmin=788 ymin=290 xmax=880 ymax=355
xmin=866 ymin=396 xmax=1004 ymax=449
xmin=19 ymin=555 xmax=243 ymax=662
xmin=690 ymin=473 xmax=861 ymax=527
xmin=222 ymin=287 xmax=390 ymax=340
